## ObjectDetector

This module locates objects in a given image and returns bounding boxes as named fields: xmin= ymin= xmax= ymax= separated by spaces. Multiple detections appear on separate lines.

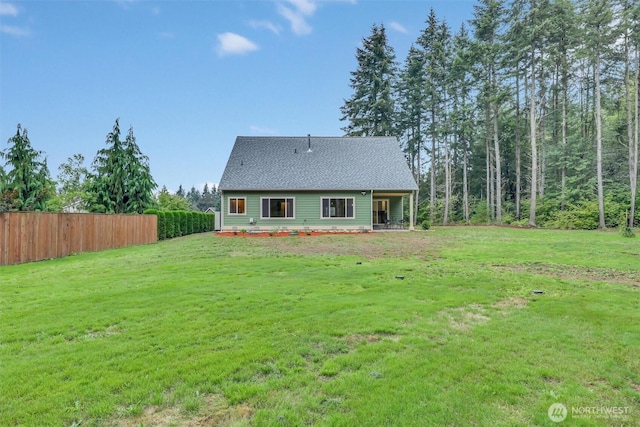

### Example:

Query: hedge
xmin=144 ymin=210 xmax=216 ymax=241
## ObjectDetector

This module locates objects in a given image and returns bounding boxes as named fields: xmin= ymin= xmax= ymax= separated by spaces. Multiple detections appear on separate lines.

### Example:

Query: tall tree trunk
xmin=625 ymin=31 xmax=634 ymax=228
xmin=485 ymin=103 xmax=493 ymax=222
xmin=632 ymin=47 xmax=639 ymax=227
xmin=538 ymin=56 xmax=547 ymax=201
xmin=414 ymin=128 xmax=421 ymax=227
xmin=595 ymin=55 xmax=606 ymax=229
xmin=493 ymin=99 xmax=502 ymax=224
xmin=463 ymin=137 xmax=470 ymax=223
xmin=561 ymin=68 xmax=568 ymax=211
xmin=430 ymin=110 xmax=436 ymax=224
xmin=529 ymin=43 xmax=538 ymax=227
xmin=444 ymin=133 xmax=451 ymax=224
xmin=515 ymin=71 xmax=522 ymax=220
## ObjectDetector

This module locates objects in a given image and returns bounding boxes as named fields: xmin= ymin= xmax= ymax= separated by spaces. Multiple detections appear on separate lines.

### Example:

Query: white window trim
xmin=320 ymin=197 xmax=356 ymax=219
xmin=227 ymin=197 xmax=247 ymax=215
xmin=260 ymin=197 xmax=296 ymax=220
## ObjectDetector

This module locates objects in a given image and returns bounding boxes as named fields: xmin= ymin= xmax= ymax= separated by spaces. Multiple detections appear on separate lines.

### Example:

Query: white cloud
xmin=249 ymin=125 xmax=278 ymax=135
xmin=388 ymin=21 xmax=407 ymax=34
xmin=216 ymin=32 xmax=259 ymax=57
xmin=248 ymin=19 xmax=281 ymax=35
xmin=286 ymin=0 xmax=316 ymax=16
xmin=0 ymin=24 xmax=30 ymax=37
xmin=277 ymin=0 xmax=316 ymax=36
xmin=0 ymin=2 xmax=18 ymax=16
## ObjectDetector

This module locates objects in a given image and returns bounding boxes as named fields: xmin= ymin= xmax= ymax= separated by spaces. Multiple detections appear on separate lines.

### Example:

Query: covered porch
xmin=371 ymin=191 xmax=415 ymax=231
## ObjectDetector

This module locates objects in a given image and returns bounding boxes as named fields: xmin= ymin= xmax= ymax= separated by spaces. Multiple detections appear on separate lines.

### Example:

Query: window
xmin=228 ymin=197 xmax=246 ymax=215
xmin=261 ymin=197 xmax=294 ymax=219
xmin=322 ymin=198 xmax=354 ymax=219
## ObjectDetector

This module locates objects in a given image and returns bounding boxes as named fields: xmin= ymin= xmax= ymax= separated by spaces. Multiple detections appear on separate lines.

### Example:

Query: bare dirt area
xmin=110 ymin=395 xmax=254 ymax=427
xmin=247 ymin=231 xmax=445 ymax=260
xmin=496 ymin=264 xmax=640 ymax=287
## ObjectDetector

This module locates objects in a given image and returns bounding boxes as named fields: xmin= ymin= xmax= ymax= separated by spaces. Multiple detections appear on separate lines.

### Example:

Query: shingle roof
xmin=219 ymin=136 xmax=418 ymax=191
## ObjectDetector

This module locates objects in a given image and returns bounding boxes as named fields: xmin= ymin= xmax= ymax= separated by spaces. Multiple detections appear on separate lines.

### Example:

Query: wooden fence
xmin=0 ymin=212 xmax=157 ymax=266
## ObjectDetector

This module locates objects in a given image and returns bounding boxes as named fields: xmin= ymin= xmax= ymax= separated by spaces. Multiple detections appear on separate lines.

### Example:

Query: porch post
xmin=409 ymin=191 xmax=415 ymax=230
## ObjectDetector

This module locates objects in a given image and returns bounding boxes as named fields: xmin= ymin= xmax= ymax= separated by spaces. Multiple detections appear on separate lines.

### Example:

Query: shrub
xmin=179 ymin=211 xmax=188 ymax=236
xmin=193 ymin=212 xmax=199 ymax=233
xmin=156 ymin=211 xmax=166 ymax=240
xmin=421 ymin=220 xmax=430 ymax=230
xmin=185 ymin=211 xmax=193 ymax=235
xmin=619 ymin=226 xmax=635 ymax=238
xmin=164 ymin=211 xmax=175 ymax=239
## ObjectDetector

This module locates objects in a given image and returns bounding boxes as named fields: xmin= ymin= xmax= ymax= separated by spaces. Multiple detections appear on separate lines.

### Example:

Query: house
xmin=218 ymin=136 xmax=419 ymax=232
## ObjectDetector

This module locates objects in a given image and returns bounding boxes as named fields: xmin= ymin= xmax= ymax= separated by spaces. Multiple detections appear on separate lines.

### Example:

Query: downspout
xmin=370 ymin=190 xmax=374 ymax=231
xmin=409 ymin=191 xmax=415 ymax=230
xmin=220 ymin=190 xmax=224 ymax=231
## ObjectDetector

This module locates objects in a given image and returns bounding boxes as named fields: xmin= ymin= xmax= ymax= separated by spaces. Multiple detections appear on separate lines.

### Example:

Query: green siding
xmin=221 ymin=191 xmax=373 ymax=231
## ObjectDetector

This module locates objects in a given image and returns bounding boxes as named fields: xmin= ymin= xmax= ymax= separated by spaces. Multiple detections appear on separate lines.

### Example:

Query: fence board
xmin=0 ymin=212 xmax=157 ymax=266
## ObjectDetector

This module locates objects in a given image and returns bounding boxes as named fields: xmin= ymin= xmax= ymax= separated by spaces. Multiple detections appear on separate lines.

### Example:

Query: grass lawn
xmin=1 ymin=227 xmax=639 ymax=426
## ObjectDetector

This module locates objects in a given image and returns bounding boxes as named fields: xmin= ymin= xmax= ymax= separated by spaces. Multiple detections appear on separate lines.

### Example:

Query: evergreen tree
xmin=186 ymin=186 xmax=201 ymax=210
xmin=471 ymin=0 xmax=506 ymax=223
xmin=1 ymin=124 xmax=52 ymax=211
xmin=341 ymin=24 xmax=397 ymax=137
xmin=418 ymin=8 xmax=445 ymax=223
xmin=450 ymin=23 xmax=475 ymax=224
xmin=176 ymin=184 xmax=186 ymax=198
xmin=580 ymin=0 xmax=615 ymax=229
xmin=396 ymin=44 xmax=427 ymax=224
xmin=87 ymin=119 xmax=156 ymax=214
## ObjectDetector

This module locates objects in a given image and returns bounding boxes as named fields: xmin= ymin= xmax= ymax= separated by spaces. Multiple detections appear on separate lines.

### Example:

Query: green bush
xmin=196 ymin=213 xmax=204 ymax=233
xmin=421 ymin=220 xmax=430 ymax=230
xmin=157 ymin=211 xmax=166 ymax=240
xmin=185 ymin=211 xmax=193 ymax=235
xmin=180 ymin=211 xmax=188 ymax=236
xmin=619 ymin=226 xmax=635 ymax=238
xmin=165 ymin=211 xmax=175 ymax=239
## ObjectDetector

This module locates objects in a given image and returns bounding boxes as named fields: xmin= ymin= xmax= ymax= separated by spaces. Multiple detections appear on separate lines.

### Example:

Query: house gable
xmin=218 ymin=136 xmax=418 ymax=192
xmin=218 ymin=136 xmax=417 ymax=232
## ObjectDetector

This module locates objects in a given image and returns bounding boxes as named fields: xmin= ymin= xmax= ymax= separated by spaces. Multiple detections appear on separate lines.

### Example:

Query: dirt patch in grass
xmin=251 ymin=232 xmax=444 ymax=260
xmin=492 ymin=297 xmax=528 ymax=311
xmin=112 ymin=395 xmax=253 ymax=427
xmin=439 ymin=304 xmax=491 ymax=332
xmin=439 ymin=298 xmax=528 ymax=331
xmin=345 ymin=333 xmax=401 ymax=345
xmin=496 ymin=263 xmax=640 ymax=287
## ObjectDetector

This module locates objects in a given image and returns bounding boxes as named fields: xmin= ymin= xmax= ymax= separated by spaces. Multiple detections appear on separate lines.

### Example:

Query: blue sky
xmin=1 ymin=0 xmax=476 ymax=193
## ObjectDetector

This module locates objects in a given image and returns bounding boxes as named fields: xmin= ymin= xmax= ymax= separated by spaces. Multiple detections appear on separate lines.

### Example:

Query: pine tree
xmin=87 ymin=119 xmax=156 ymax=214
xmin=471 ymin=0 xmax=506 ymax=224
xmin=418 ymin=8 xmax=444 ymax=224
xmin=341 ymin=24 xmax=397 ymax=137
xmin=1 ymin=124 xmax=52 ymax=211
xmin=451 ymin=23 xmax=475 ymax=224
xmin=396 ymin=44 xmax=427 ymax=224
xmin=581 ymin=0 xmax=614 ymax=229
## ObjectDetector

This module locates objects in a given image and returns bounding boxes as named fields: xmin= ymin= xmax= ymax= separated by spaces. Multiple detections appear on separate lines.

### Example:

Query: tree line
xmin=341 ymin=0 xmax=639 ymax=229
xmin=0 ymin=119 xmax=219 ymax=214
